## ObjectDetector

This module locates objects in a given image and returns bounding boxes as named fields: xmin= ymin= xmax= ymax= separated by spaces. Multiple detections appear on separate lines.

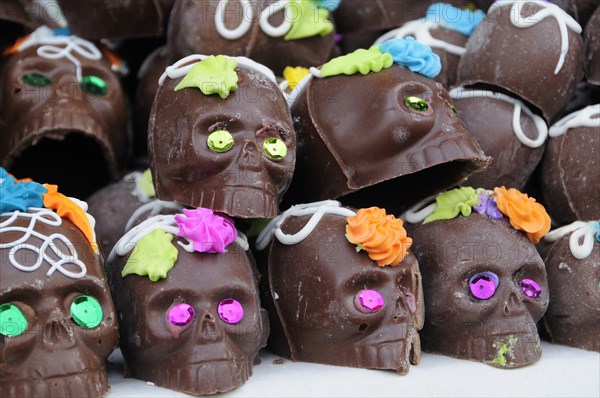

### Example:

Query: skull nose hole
xmin=204 ymin=314 xmax=215 ymax=321
xmin=358 ymin=323 xmax=368 ymax=332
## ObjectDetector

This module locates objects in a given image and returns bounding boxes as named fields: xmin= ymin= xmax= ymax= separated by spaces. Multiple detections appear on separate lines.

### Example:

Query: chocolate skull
xmin=109 ymin=212 xmax=268 ymax=395
xmin=257 ymin=202 xmax=424 ymax=373
xmin=584 ymin=6 xmax=600 ymax=86
xmin=0 ymin=28 xmax=129 ymax=198
xmin=149 ymin=55 xmax=296 ymax=218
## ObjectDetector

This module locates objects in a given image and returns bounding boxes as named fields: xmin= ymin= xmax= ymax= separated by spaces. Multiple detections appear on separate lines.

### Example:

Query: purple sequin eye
xmin=168 ymin=303 xmax=195 ymax=327
xmin=218 ymin=299 xmax=244 ymax=324
xmin=469 ymin=271 xmax=499 ymax=300
xmin=520 ymin=278 xmax=542 ymax=299
xmin=354 ymin=290 xmax=384 ymax=313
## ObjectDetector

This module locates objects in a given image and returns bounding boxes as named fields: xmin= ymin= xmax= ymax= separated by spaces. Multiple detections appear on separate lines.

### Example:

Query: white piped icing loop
xmin=0 ymin=209 xmax=88 ymax=279
xmin=259 ymin=0 xmax=293 ymax=37
xmin=123 ymin=171 xmax=150 ymax=203
xmin=283 ymin=72 xmax=312 ymax=108
xmin=215 ymin=0 xmax=254 ymax=40
xmin=401 ymin=194 xmax=437 ymax=224
xmin=215 ymin=0 xmax=295 ymax=40
xmin=489 ymin=1 xmax=582 ymax=75
xmin=449 ymin=88 xmax=548 ymax=148
xmin=125 ymin=200 xmax=184 ymax=232
xmin=549 ymin=105 xmax=600 ymax=138
xmin=255 ymin=200 xmax=356 ymax=250
xmin=544 ymin=220 xmax=600 ymax=260
xmin=374 ymin=21 xmax=466 ymax=56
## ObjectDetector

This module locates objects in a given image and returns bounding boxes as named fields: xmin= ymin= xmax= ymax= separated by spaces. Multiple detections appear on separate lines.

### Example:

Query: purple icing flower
xmin=175 ymin=208 xmax=237 ymax=253
xmin=473 ymin=193 xmax=503 ymax=220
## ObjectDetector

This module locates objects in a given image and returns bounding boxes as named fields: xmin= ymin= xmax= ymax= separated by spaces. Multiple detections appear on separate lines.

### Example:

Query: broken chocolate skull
xmin=0 ymin=27 xmax=129 ymax=198
xmin=256 ymin=201 xmax=423 ymax=373
xmin=149 ymin=55 xmax=296 ymax=218
xmin=108 ymin=209 xmax=268 ymax=395
xmin=0 ymin=171 xmax=118 ymax=398
xmin=403 ymin=187 xmax=551 ymax=368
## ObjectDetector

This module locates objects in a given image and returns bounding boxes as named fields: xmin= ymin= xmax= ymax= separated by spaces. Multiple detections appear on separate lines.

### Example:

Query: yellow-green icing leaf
xmin=285 ymin=0 xmax=334 ymax=40
xmin=319 ymin=46 xmax=393 ymax=77
xmin=174 ymin=55 xmax=238 ymax=99
xmin=424 ymin=187 xmax=479 ymax=224
xmin=138 ymin=168 xmax=155 ymax=198
xmin=122 ymin=229 xmax=179 ymax=282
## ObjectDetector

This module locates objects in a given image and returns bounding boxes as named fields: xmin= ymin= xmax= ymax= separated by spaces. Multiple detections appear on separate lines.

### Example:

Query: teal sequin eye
xmin=70 ymin=295 xmax=103 ymax=328
xmin=0 ymin=303 xmax=27 ymax=337
xmin=207 ymin=130 xmax=234 ymax=153
xmin=262 ymin=137 xmax=287 ymax=160
xmin=22 ymin=73 xmax=51 ymax=88
xmin=81 ymin=75 xmax=108 ymax=96
xmin=405 ymin=96 xmax=430 ymax=112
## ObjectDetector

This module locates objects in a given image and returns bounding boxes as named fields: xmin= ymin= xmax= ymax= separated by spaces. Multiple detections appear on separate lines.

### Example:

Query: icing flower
xmin=379 ymin=37 xmax=442 ymax=78
xmin=0 ymin=168 xmax=47 ymax=214
xmin=315 ymin=0 xmax=340 ymax=12
xmin=283 ymin=66 xmax=310 ymax=90
xmin=494 ymin=187 xmax=551 ymax=244
xmin=346 ymin=207 xmax=412 ymax=267
xmin=175 ymin=208 xmax=237 ymax=253
xmin=473 ymin=191 xmax=503 ymax=220
xmin=425 ymin=3 xmax=485 ymax=36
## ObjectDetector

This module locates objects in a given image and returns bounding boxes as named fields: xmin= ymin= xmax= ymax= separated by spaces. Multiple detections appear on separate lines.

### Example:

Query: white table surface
xmin=106 ymin=342 xmax=600 ymax=397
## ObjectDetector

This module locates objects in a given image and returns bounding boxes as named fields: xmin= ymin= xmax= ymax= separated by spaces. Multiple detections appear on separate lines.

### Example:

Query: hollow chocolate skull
xmin=109 ymin=211 xmax=268 ymax=395
xmin=149 ymin=55 xmax=296 ymax=218
xmin=257 ymin=202 xmax=423 ymax=373
xmin=0 ymin=27 xmax=129 ymax=198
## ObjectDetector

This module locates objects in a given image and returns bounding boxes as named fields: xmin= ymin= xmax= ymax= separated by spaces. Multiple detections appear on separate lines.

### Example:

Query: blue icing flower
xmin=594 ymin=221 xmax=600 ymax=242
xmin=315 ymin=0 xmax=341 ymax=11
xmin=425 ymin=3 xmax=485 ymax=36
xmin=0 ymin=168 xmax=47 ymax=214
xmin=379 ymin=37 xmax=442 ymax=78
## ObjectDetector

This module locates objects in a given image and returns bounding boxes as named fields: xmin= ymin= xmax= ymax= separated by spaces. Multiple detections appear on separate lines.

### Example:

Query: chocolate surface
xmin=584 ymin=6 xmax=600 ymax=85
xmin=551 ymin=0 xmax=600 ymax=27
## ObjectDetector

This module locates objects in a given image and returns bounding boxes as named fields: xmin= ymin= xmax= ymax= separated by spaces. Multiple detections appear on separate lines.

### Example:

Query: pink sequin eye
xmin=354 ymin=290 xmax=384 ymax=313
xmin=218 ymin=299 xmax=244 ymax=324
xmin=167 ymin=303 xmax=195 ymax=327
xmin=469 ymin=271 xmax=499 ymax=300
xmin=520 ymin=278 xmax=541 ymax=299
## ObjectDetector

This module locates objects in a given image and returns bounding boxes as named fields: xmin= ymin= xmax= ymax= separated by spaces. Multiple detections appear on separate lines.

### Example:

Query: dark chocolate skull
xmin=110 ymin=234 xmax=268 ymax=395
xmin=262 ymin=207 xmax=423 ymax=373
xmin=0 ymin=211 xmax=118 ymax=397
xmin=149 ymin=58 xmax=296 ymax=218
xmin=406 ymin=213 xmax=549 ymax=368
xmin=0 ymin=32 xmax=129 ymax=198
xmin=584 ymin=6 xmax=600 ymax=85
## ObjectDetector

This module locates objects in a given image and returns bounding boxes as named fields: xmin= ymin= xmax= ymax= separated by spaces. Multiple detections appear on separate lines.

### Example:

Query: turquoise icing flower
xmin=0 ymin=168 xmax=47 ymax=214
xmin=425 ymin=3 xmax=485 ymax=36
xmin=315 ymin=0 xmax=341 ymax=11
xmin=379 ymin=37 xmax=442 ymax=78
xmin=594 ymin=221 xmax=600 ymax=242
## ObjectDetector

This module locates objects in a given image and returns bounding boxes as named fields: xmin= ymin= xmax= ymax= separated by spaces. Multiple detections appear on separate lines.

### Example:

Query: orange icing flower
xmin=494 ymin=187 xmax=551 ymax=244
xmin=346 ymin=207 xmax=412 ymax=267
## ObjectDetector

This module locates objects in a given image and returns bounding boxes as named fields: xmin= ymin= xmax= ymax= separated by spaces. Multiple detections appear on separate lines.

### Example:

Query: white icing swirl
xmin=259 ymin=0 xmax=293 ymax=37
xmin=255 ymin=200 xmax=356 ymax=250
xmin=125 ymin=200 xmax=184 ymax=232
xmin=123 ymin=171 xmax=150 ymax=203
xmin=374 ymin=20 xmax=466 ymax=56
xmin=215 ymin=0 xmax=295 ymax=40
xmin=401 ymin=194 xmax=438 ymax=224
xmin=544 ymin=220 xmax=600 ymax=260
xmin=283 ymin=72 xmax=312 ymax=108
xmin=215 ymin=0 xmax=254 ymax=40
xmin=549 ymin=105 xmax=600 ymax=138
xmin=449 ymin=88 xmax=548 ymax=148
xmin=0 ymin=209 xmax=88 ymax=279
xmin=489 ymin=1 xmax=582 ymax=75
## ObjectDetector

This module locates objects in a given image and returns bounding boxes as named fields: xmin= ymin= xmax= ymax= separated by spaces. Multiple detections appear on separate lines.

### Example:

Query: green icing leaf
xmin=424 ymin=187 xmax=479 ymax=224
xmin=138 ymin=168 xmax=155 ymax=198
xmin=319 ymin=46 xmax=393 ymax=78
xmin=122 ymin=229 xmax=179 ymax=282
xmin=174 ymin=55 xmax=238 ymax=99
xmin=285 ymin=0 xmax=334 ymax=40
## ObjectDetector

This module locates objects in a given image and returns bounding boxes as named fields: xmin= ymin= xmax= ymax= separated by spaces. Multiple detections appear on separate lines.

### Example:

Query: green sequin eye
xmin=81 ymin=75 xmax=108 ymax=96
xmin=207 ymin=130 xmax=234 ymax=153
xmin=405 ymin=96 xmax=430 ymax=112
xmin=22 ymin=73 xmax=51 ymax=88
xmin=70 ymin=295 xmax=102 ymax=328
xmin=263 ymin=137 xmax=287 ymax=160
xmin=0 ymin=303 xmax=27 ymax=337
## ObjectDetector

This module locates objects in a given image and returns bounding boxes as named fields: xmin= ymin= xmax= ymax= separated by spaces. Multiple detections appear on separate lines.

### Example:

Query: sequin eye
xmin=405 ymin=96 xmax=430 ymax=112
xmin=262 ymin=137 xmax=287 ymax=160
xmin=218 ymin=299 xmax=244 ymax=324
xmin=81 ymin=75 xmax=108 ymax=96
xmin=520 ymin=278 xmax=541 ymax=299
xmin=469 ymin=271 xmax=499 ymax=300
xmin=354 ymin=290 xmax=384 ymax=313
xmin=70 ymin=295 xmax=103 ymax=328
xmin=167 ymin=303 xmax=195 ymax=327
xmin=22 ymin=72 xmax=51 ymax=88
xmin=449 ymin=103 xmax=459 ymax=115
xmin=0 ymin=303 xmax=27 ymax=337
xmin=207 ymin=130 xmax=234 ymax=153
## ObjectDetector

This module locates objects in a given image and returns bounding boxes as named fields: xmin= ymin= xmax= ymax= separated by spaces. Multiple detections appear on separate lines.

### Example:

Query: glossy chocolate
xmin=584 ymin=6 xmax=600 ymax=85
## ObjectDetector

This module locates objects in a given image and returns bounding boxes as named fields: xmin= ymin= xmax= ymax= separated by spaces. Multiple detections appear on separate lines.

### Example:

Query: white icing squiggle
xmin=215 ymin=0 xmax=296 ymax=40
xmin=549 ymin=105 xmax=600 ymax=138
xmin=449 ymin=88 xmax=548 ymax=148
xmin=123 ymin=171 xmax=150 ymax=203
xmin=283 ymin=72 xmax=312 ymax=108
xmin=489 ymin=1 xmax=582 ymax=75
xmin=401 ymin=195 xmax=437 ymax=224
xmin=544 ymin=220 xmax=600 ymax=260
xmin=125 ymin=200 xmax=184 ymax=232
xmin=255 ymin=200 xmax=356 ymax=250
xmin=259 ymin=0 xmax=293 ymax=37
xmin=0 ymin=209 xmax=88 ymax=279
xmin=215 ymin=0 xmax=254 ymax=39
xmin=374 ymin=21 xmax=466 ymax=56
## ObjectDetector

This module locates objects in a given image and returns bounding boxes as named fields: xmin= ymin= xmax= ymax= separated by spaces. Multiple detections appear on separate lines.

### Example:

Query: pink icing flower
xmin=175 ymin=208 xmax=237 ymax=253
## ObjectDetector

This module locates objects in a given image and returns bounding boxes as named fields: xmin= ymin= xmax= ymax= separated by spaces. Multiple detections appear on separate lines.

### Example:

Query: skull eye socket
xmin=21 ymin=72 xmax=51 ymax=88
xmin=468 ymin=272 xmax=499 ymax=300
xmin=354 ymin=290 xmax=384 ymax=313
xmin=405 ymin=96 xmax=430 ymax=112
xmin=81 ymin=75 xmax=108 ymax=96
xmin=217 ymin=298 xmax=244 ymax=324
xmin=520 ymin=278 xmax=542 ymax=299
xmin=167 ymin=303 xmax=196 ymax=327
xmin=0 ymin=303 xmax=28 ymax=337
xmin=207 ymin=130 xmax=235 ymax=153
xmin=262 ymin=137 xmax=287 ymax=160
xmin=70 ymin=295 xmax=103 ymax=328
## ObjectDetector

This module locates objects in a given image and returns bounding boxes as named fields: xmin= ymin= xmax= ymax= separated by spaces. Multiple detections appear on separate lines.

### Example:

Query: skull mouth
xmin=471 ymin=322 xmax=542 ymax=368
